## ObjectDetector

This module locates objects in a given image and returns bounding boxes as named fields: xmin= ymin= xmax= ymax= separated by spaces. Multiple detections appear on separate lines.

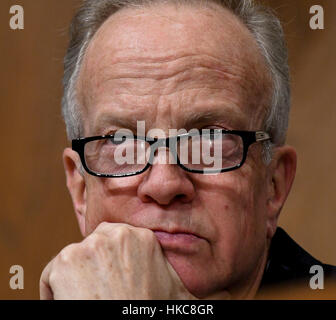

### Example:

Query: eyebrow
xmin=182 ymin=108 xmax=247 ymax=130
xmin=92 ymin=105 xmax=247 ymax=135
xmin=93 ymin=114 xmax=140 ymax=134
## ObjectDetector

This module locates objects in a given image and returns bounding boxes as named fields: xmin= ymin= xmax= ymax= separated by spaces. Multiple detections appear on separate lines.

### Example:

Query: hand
xmin=40 ymin=222 xmax=197 ymax=300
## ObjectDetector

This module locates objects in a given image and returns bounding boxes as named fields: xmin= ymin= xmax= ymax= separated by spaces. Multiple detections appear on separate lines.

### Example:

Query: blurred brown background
xmin=0 ymin=0 xmax=335 ymax=299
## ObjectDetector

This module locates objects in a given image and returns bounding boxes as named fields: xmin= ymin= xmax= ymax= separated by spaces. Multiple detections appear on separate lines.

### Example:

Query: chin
xmin=164 ymin=250 xmax=229 ymax=299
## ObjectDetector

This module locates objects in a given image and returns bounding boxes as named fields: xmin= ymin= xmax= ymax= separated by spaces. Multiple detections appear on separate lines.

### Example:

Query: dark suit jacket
xmin=257 ymin=227 xmax=336 ymax=297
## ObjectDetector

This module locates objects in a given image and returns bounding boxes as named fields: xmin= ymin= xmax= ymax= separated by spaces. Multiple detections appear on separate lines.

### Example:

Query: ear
xmin=63 ymin=147 xmax=87 ymax=236
xmin=266 ymin=145 xmax=297 ymax=238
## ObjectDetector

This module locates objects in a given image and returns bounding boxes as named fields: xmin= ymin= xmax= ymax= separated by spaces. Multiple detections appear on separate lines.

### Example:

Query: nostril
xmin=175 ymin=194 xmax=188 ymax=202
xmin=141 ymin=194 xmax=154 ymax=203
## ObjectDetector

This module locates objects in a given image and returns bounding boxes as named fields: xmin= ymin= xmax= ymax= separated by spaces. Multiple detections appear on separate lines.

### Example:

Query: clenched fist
xmin=40 ymin=222 xmax=196 ymax=300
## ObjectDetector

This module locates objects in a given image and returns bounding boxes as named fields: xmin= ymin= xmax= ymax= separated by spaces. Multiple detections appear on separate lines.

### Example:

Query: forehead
xmin=87 ymin=3 xmax=253 ymax=59
xmin=78 ymin=3 xmax=271 ymax=133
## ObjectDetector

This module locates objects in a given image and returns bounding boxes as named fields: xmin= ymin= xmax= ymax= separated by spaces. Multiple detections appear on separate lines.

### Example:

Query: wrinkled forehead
xmin=77 ymin=2 xmax=272 ymax=130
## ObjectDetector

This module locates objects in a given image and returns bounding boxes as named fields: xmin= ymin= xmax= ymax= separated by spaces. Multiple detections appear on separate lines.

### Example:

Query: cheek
xmin=84 ymin=176 xmax=141 ymax=235
xmin=197 ymin=165 xmax=268 ymax=266
xmin=200 ymin=169 xmax=258 ymax=227
xmin=201 ymin=177 xmax=251 ymax=253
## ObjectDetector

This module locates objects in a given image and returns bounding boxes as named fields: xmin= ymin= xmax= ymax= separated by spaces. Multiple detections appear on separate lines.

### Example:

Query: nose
xmin=137 ymin=148 xmax=195 ymax=206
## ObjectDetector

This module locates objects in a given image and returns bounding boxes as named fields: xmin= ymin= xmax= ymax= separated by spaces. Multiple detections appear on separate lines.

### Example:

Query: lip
xmin=153 ymin=229 xmax=205 ymax=253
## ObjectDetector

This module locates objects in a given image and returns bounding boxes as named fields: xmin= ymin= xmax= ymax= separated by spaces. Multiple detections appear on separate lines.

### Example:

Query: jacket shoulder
xmin=259 ymin=227 xmax=336 ymax=288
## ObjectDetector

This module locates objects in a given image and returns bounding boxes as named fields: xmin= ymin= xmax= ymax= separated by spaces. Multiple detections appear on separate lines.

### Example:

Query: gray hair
xmin=62 ymin=0 xmax=290 ymax=163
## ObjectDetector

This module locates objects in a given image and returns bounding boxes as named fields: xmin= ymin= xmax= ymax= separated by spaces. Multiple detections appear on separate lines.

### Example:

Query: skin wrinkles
xmin=82 ymin=78 xmax=266 ymax=140
xmin=60 ymin=3 xmax=296 ymax=299
xmin=80 ymin=55 xmax=269 ymax=127
xmin=89 ymin=92 xmax=250 ymax=138
xmin=93 ymin=57 xmax=249 ymax=86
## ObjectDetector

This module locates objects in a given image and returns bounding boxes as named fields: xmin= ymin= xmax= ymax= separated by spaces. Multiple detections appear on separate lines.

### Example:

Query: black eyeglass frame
xmin=72 ymin=130 xmax=271 ymax=178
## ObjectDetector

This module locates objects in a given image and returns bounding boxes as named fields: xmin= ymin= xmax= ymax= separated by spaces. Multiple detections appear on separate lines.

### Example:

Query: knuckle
xmin=95 ymin=221 xmax=111 ymax=233
xmin=48 ymin=269 xmax=59 ymax=287
xmin=84 ymin=233 xmax=106 ymax=252
xmin=58 ymin=243 xmax=79 ymax=264
xmin=114 ymin=224 xmax=132 ymax=239
xmin=140 ymin=228 xmax=156 ymax=242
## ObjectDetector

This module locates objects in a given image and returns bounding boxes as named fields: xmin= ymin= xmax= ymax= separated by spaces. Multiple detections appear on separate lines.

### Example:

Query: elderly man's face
xmin=64 ymin=4 xmax=294 ymax=298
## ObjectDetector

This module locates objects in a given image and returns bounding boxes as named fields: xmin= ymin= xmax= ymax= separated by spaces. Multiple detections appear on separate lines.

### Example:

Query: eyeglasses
xmin=72 ymin=129 xmax=271 ymax=178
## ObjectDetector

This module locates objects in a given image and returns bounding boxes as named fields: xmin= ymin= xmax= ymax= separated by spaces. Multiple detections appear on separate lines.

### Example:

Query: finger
xmin=93 ymin=221 xmax=138 ymax=235
xmin=39 ymin=258 xmax=55 ymax=300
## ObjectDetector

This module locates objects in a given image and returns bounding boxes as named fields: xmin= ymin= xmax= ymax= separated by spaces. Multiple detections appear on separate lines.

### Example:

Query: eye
xmin=201 ymin=125 xmax=228 ymax=131
xmin=105 ymin=136 xmax=127 ymax=146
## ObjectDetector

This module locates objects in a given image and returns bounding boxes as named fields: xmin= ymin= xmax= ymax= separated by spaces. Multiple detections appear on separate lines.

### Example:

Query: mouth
xmin=152 ymin=229 xmax=206 ymax=253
